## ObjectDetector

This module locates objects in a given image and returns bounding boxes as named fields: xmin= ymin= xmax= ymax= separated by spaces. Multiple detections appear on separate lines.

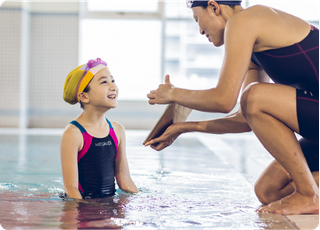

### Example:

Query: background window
xmin=163 ymin=1 xmax=226 ymax=92
xmin=164 ymin=20 xmax=223 ymax=90
xmin=2 ymin=0 xmax=317 ymax=129
xmin=80 ymin=19 xmax=162 ymax=100
xmin=81 ymin=0 xmax=319 ymax=106
xmin=87 ymin=1 xmax=159 ymax=13
xmin=164 ymin=1 xmax=193 ymax=19
xmin=247 ymin=0 xmax=319 ymax=22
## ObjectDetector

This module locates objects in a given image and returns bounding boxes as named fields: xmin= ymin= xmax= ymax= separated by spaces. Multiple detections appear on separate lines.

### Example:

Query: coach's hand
xmin=147 ymin=75 xmax=175 ymax=105
xmin=144 ymin=123 xmax=182 ymax=151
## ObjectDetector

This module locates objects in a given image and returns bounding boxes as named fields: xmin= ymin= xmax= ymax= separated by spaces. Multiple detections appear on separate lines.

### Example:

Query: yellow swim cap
xmin=63 ymin=58 xmax=108 ymax=104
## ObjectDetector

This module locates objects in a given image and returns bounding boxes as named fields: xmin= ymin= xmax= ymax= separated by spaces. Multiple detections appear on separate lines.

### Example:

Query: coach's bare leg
xmin=255 ymin=159 xmax=319 ymax=205
xmin=241 ymin=83 xmax=319 ymax=214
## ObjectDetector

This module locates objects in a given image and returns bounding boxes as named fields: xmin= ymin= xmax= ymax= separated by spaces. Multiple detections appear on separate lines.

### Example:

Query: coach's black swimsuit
xmin=251 ymin=25 xmax=319 ymax=171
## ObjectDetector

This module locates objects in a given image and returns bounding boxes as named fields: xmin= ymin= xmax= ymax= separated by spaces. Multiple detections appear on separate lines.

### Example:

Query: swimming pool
xmin=0 ymin=131 xmax=296 ymax=229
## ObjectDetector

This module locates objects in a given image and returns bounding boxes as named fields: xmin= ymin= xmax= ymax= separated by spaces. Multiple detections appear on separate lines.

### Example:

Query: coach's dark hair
xmin=203 ymin=3 xmax=236 ymax=9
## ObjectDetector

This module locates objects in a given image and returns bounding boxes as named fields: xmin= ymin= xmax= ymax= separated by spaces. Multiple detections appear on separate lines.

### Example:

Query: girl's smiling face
xmin=87 ymin=68 xmax=118 ymax=109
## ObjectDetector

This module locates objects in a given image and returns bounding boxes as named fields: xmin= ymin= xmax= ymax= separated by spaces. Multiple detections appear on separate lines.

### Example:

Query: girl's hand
xmin=147 ymin=75 xmax=175 ymax=105
xmin=144 ymin=123 xmax=182 ymax=151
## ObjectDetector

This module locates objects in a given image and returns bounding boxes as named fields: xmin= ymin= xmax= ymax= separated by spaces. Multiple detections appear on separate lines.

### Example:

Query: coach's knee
xmin=254 ymin=182 xmax=273 ymax=205
xmin=240 ymin=83 xmax=262 ymax=119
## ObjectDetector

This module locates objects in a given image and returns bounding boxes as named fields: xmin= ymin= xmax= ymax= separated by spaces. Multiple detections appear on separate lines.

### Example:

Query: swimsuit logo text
xmin=95 ymin=141 xmax=112 ymax=147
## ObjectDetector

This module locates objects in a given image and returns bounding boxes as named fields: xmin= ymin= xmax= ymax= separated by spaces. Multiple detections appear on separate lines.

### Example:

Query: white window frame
xmin=80 ymin=1 xmax=164 ymax=20
xmin=79 ymin=1 xmax=198 ymax=81
xmin=79 ymin=1 xmax=167 ymax=79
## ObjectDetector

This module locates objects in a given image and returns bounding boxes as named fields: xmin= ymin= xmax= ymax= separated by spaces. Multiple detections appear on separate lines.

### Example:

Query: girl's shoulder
xmin=109 ymin=120 xmax=125 ymax=131
xmin=63 ymin=122 xmax=84 ymax=137
xmin=109 ymin=120 xmax=125 ymax=135
xmin=61 ymin=122 xmax=83 ymax=152
xmin=108 ymin=120 xmax=125 ymax=146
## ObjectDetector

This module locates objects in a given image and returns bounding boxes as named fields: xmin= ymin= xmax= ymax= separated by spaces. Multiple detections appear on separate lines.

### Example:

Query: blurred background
xmin=0 ymin=0 xmax=318 ymax=130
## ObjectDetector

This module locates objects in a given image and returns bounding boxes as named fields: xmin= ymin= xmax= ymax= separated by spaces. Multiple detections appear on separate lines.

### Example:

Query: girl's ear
xmin=78 ymin=92 xmax=90 ymax=104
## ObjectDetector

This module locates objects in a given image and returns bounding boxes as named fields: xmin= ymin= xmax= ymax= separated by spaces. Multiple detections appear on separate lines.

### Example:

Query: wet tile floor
xmin=0 ymin=129 xmax=318 ymax=229
xmin=192 ymin=131 xmax=319 ymax=230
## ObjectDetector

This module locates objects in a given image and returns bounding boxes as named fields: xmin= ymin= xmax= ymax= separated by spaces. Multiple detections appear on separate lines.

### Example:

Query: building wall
xmin=28 ymin=10 xmax=79 ymax=128
xmin=0 ymin=5 xmax=23 ymax=127
xmin=0 ymin=1 xmax=80 ymax=128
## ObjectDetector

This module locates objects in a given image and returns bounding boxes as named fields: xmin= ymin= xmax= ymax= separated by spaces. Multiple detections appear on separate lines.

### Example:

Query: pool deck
xmin=0 ymin=128 xmax=319 ymax=229
xmin=196 ymin=131 xmax=319 ymax=230
xmin=131 ymin=130 xmax=319 ymax=230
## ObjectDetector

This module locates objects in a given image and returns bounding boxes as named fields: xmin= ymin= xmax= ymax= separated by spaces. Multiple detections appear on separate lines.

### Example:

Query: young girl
xmin=61 ymin=58 xmax=138 ymax=199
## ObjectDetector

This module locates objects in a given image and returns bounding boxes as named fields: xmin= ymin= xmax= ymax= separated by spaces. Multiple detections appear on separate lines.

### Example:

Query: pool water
xmin=0 ymin=132 xmax=292 ymax=229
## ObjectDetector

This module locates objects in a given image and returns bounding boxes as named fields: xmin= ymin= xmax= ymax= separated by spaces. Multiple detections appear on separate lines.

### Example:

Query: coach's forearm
xmin=171 ymin=87 xmax=236 ymax=113
xmin=177 ymin=111 xmax=251 ymax=135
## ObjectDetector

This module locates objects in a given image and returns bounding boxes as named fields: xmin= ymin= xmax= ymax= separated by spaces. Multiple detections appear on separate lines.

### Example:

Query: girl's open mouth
xmin=107 ymin=94 xmax=116 ymax=99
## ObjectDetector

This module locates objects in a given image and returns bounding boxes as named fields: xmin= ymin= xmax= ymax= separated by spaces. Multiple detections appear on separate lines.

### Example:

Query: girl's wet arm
xmin=60 ymin=126 xmax=83 ymax=199
xmin=114 ymin=123 xmax=139 ymax=194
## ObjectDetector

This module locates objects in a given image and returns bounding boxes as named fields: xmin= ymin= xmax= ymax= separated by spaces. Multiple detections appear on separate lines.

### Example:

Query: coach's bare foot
xmin=258 ymin=191 xmax=319 ymax=214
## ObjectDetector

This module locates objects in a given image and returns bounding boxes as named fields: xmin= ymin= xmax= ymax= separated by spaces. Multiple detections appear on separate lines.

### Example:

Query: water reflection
xmin=18 ymin=133 xmax=27 ymax=171
xmin=0 ymin=174 xmax=296 ymax=229
xmin=0 ymin=133 xmax=298 ymax=229
xmin=60 ymin=195 xmax=138 ymax=229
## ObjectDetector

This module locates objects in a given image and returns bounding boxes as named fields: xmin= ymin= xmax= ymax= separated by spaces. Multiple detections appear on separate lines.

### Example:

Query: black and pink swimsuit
xmin=70 ymin=118 xmax=118 ymax=198
xmin=251 ymin=25 xmax=319 ymax=171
